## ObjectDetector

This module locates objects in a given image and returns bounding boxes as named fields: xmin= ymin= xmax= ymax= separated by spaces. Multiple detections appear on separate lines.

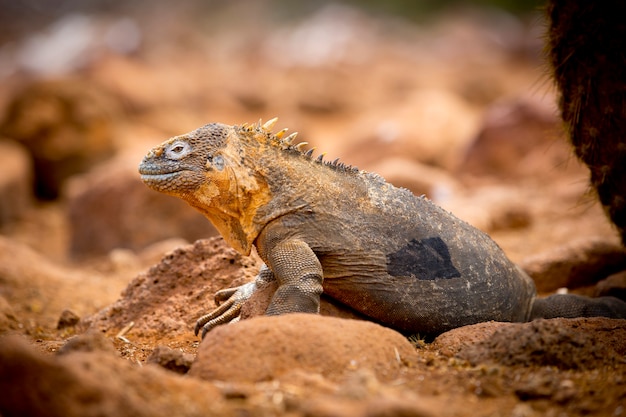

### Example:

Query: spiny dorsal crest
xmin=240 ymin=118 xmax=361 ymax=174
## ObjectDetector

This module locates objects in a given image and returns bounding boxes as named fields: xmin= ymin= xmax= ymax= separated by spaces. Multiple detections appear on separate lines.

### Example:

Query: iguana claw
xmin=194 ymin=281 xmax=259 ymax=338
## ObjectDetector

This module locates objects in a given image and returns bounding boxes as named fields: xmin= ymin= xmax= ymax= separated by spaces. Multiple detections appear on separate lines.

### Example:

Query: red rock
xmin=56 ymin=331 xmax=117 ymax=356
xmin=368 ymin=157 xmax=461 ymax=198
xmin=456 ymin=96 xmax=572 ymax=180
xmin=146 ymin=345 xmax=195 ymax=374
xmin=82 ymin=238 xmax=258 ymax=336
xmin=455 ymin=317 xmax=626 ymax=370
xmin=519 ymin=237 xmax=626 ymax=293
xmin=56 ymin=309 xmax=80 ymax=330
xmin=0 ymin=335 xmax=226 ymax=417
xmin=431 ymin=321 xmax=508 ymax=358
xmin=66 ymin=162 xmax=217 ymax=258
xmin=189 ymin=313 xmax=418 ymax=384
xmin=0 ymin=140 xmax=32 ymax=226
xmin=0 ymin=295 xmax=19 ymax=332
xmin=594 ymin=271 xmax=626 ymax=299
xmin=342 ymin=89 xmax=480 ymax=171
xmin=0 ymin=78 xmax=119 ymax=199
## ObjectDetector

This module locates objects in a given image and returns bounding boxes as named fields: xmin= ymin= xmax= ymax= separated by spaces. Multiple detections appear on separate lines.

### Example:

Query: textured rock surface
xmin=82 ymin=238 xmax=258 ymax=336
xmin=0 ymin=335 xmax=227 ymax=417
xmin=430 ymin=321 xmax=508 ymax=358
xmin=455 ymin=317 xmax=626 ymax=370
xmin=189 ymin=313 xmax=419 ymax=383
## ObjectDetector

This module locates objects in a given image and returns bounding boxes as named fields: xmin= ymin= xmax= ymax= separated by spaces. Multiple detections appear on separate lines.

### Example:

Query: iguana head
xmin=139 ymin=121 xmax=277 ymax=254
xmin=139 ymin=118 xmax=360 ymax=254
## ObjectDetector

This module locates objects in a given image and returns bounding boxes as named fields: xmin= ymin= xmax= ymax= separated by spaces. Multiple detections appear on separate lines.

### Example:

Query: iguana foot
xmin=194 ymin=281 xmax=257 ymax=338
xmin=195 ymin=265 xmax=276 ymax=338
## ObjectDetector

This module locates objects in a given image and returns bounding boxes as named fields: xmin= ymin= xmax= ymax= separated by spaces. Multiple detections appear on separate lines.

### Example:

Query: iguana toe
xmin=194 ymin=281 xmax=259 ymax=337
xmin=195 ymin=302 xmax=242 ymax=338
xmin=214 ymin=288 xmax=238 ymax=306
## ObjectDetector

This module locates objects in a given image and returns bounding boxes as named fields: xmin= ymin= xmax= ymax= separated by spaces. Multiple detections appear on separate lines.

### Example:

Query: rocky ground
xmin=0 ymin=2 xmax=625 ymax=416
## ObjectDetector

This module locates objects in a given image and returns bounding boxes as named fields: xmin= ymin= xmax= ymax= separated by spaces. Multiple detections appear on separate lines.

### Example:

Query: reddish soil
xmin=0 ymin=3 xmax=624 ymax=417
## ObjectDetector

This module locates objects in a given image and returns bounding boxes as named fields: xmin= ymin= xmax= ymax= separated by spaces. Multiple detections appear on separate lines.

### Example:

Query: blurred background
xmin=0 ymin=0 xmax=609 ymax=265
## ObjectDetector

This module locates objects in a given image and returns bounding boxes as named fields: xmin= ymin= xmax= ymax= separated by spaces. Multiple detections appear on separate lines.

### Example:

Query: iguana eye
xmin=165 ymin=141 xmax=191 ymax=160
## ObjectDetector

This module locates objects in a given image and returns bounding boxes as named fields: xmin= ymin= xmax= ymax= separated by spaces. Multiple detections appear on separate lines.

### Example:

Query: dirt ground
xmin=0 ymin=2 xmax=625 ymax=416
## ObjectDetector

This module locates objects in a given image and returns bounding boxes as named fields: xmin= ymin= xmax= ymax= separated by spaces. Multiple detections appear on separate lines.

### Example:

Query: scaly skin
xmin=139 ymin=120 xmax=626 ymax=338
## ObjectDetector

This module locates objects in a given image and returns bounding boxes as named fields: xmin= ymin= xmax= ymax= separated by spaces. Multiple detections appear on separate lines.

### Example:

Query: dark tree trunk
xmin=547 ymin=1 xmax=626 ymax=244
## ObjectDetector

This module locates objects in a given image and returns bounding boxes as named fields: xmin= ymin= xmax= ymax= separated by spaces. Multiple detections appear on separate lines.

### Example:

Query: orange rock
xmin=0 ymin=78 xmax=119 ymax=199
xmin=189 ymin=313 xmax=418 ymax=383
xmin=0 ymin=140 xmax=32 ymax=226
xmin=456 ymin=96 xmax=572 ymax=180
xmin=520 ymin=237 xmax=626 ymax=293
xmin=455 ymin=317 xmax=626 ymax=370
xmin=66 ymin=162 xmax=217 ymax=258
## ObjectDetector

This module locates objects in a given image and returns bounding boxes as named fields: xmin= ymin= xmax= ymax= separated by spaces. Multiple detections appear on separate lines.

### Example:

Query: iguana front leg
xmin=263 ymin=239 xmax=324 ymax=316
xmin=195 ymin=239 xmax=323 ymax=338
xmin=195 ymin=264 xmax=275 ymax=338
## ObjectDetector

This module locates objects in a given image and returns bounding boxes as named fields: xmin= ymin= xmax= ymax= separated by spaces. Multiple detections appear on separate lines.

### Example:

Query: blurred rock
xmin=437 ymin=185 xmax=533 ymax=233
xmin=456 ymin=96 xmax=569 ymax=180
xmin=594 ymin=271 xmax=626 ymax=300
xmin=56 ymin=331 xmax=116 ymax=356
xmin=57 ymin=309 xmax=80 ymax=330
xmin=263 ymin=4 xmax=376 ymax=69
xmin=0 ymin=335 xmax=226 ymax=417
xmin=0 ymin=295 xmax=19 ymax=333
xmin=189 ymin=314 xmax=418 ymax=384
xmin=431 ymin=321 xmax=508 ymax=358
xmin=369 ymin=157 xmax=461 ymax=198
xmin=146 ymin=345 xmax=194 ymax=374
xmin=0 ymin=78 xmax=120 ymax=200
xmin=66 ymin=162 xmax=217 ymax=258
xmin=17 ymin=14 xmax=97 ymax=76
xmin=455 ymin=317 xmax=626 ymax=370
xmin=520 ymin=238 xmax=626 ymax=293
xmin=343 ymin=89 xmax=480 ymax=171
xmin=0 ymin=139 xmax=32 ymax=226
xmin=12 ymin=14 xmax=142 ymax=76
xmin=489 ymin=206 xmax=532 ymax=232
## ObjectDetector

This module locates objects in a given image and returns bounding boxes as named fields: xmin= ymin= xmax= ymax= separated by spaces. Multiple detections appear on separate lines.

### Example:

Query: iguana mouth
xmin=139 ymin=162 xmax=205 ymax=194
xmin=138 ymin=161 xmax=189 ymax=185
xmin=138 ymin=160 xmax=199 ymax=178
xmin=140 ymin=171 xmax=181 ymax=180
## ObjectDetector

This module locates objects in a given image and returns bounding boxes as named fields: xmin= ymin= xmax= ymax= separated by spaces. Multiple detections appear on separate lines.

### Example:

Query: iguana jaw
xmin=139 ymin=134 xmax=208 ymax=196
xmin=139 ymin=168 xmax=204 ymax=195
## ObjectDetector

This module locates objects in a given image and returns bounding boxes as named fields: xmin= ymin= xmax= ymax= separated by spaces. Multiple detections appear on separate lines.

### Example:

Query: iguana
xmin=139 ymin=119 xmax=626 ymax=338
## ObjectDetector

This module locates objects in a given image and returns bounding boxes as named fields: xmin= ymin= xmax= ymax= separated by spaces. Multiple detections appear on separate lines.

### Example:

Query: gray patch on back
xmin=386 ymin=237 xmax=461 ymax=280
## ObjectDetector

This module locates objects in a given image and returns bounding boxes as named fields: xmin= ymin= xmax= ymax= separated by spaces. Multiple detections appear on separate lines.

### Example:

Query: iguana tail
xmin=530 ymin=294 xmax=626 ymax=320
